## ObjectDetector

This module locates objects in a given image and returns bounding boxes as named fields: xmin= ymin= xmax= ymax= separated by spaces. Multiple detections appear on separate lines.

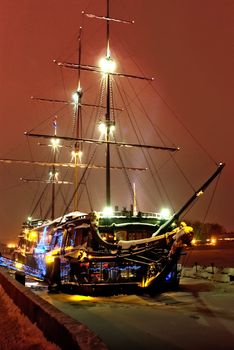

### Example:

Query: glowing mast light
xmin=99 ymin=56 xmax=116 ymax=74
xmin=98 ymin=121 xmax=115 ymax=139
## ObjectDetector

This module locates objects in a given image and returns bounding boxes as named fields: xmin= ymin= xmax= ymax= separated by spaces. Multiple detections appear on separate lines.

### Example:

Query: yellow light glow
xmin=69 ymin=295 xmax=95 ymax=302
xmin=7 ymin=243 xmax=16 ymax=249
xmin=51 ymin=248 xmax=60 ymax=256
xmin=196 ymin=190 xmax=203 ymax=197
xmin=15 ymin=262 xmax=23 ymax=270
xmin=64 ymin=246 xmax=73 ymax=251
xmin=99 ymin=56 xmax=116 ymax=74
xmin=191 ymin=238 xmax=197 ymax=245
xmin=210 ymin=237 xmax=217 ymax=245
xmin=28 ymin=231 xmax=38 ymax=241
xmin=45 ymin=255 xmax=55 ymax=264
xmin=71 ymin=150 xmax=83 ymax=163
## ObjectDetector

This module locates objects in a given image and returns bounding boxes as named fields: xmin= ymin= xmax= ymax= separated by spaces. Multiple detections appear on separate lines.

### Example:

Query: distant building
xmin=0 ymin=242 xmax=15 ymax=255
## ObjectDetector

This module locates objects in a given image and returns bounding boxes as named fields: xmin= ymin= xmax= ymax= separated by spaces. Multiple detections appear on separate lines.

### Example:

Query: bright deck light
xmin=99 ymin=56 xmax=116 ymax=74
xmin=103 ymin=206 xmax=113 ymax=217
xmin=160 ymin=208 xmax=171 ymax=220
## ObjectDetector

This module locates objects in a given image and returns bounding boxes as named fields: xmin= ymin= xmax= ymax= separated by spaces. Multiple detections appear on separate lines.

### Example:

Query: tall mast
xmin=105 ymin=0 xmax=111 ymax=207
xmin=73 ymin=26 xmax=83 ymax=211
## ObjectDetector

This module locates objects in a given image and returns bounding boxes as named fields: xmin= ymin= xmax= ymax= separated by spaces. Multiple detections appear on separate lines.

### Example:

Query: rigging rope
xmin=114 ymin=31 xmax=218 ymax=167
xmin=127 ymin=78 xmax=196 ymax=193
xmin=115 ymin=78 xmax=172 ymax=209
xmin=27 ymin=104 xmax=68 ymax=134
xmin=60 ymin=146 xmax=98 ymax=222
xmin=202 ymin=172 xmax=222 ymax=224
xmin=30 ymin=183 xmax=50 ymax=218
xmin=150 ymin=84 xmax=218 ymax=166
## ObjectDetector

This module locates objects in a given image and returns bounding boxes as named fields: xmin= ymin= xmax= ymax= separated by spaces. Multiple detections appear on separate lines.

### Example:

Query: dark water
xmin=180 ymin=241 xmax=234 ymax=268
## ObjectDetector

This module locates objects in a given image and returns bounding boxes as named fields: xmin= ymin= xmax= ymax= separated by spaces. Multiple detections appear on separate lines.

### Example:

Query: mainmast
xmin=72 ymin=26 xmax=83 ymax=211
xmin=105 ymin=0 xmax=111 ymax=208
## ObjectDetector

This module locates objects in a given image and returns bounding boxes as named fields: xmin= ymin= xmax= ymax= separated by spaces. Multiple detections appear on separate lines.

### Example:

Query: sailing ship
xmin=3 ymin=1 xmax=224 ymax=295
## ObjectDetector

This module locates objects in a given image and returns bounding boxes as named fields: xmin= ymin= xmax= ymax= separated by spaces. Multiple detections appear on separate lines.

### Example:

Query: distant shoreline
xmin=181 ymin=241 xmax=234 ymax=267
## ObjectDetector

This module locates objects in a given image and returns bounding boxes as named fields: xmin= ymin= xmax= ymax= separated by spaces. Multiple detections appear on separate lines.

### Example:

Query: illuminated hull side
xmin=11 ymin=211 xmax=192 ymax=295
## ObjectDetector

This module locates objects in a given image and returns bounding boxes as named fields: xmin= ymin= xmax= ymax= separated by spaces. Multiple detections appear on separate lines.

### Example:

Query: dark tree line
xmin=186 ymin=220 xmax=226 ymax=242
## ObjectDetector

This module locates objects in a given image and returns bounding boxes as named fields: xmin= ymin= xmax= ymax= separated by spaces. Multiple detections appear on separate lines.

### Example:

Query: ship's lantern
xmin=98 ymin=121 xmax=115 ymax=137
xmin=72 ymin=88 xmax=82 ymax=104
xmin=99 ymin=56 xmax=116 ymax=74
xmin=71 ymin=149 xmax=83 ymax=162
xmin=72 ymin=91 xmax=79 ymax=104
xmin=99 ymin=122 xmax=107 ymax=135
xmin=50 ymin=138 xmax=60 ymax=150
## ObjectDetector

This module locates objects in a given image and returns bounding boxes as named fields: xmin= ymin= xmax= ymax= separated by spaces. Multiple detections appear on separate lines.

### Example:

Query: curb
xmin=0 ymin=269 xmax=108 ymax=350
xmin=181 ymin=265 xmax=234 ymax=283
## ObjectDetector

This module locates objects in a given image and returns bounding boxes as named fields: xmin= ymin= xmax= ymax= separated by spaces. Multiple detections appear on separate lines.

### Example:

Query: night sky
xmin=0 ymin=0 xmax=233 ymax=243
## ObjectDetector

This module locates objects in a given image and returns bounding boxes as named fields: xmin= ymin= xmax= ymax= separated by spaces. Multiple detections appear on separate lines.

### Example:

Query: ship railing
xmin=98 ymin=211 xmax=162 ymax=219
